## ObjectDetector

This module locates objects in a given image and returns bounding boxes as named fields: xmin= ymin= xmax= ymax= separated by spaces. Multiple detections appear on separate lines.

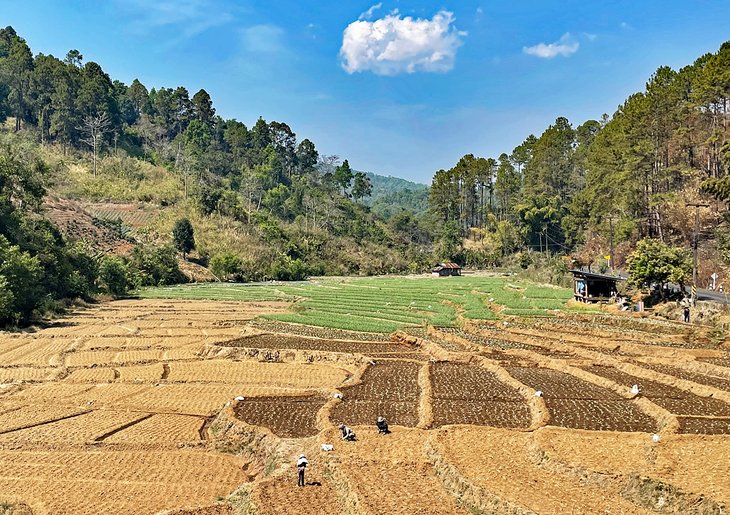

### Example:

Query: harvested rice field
xmin=0 ymin=278 xmax=729 ymax=514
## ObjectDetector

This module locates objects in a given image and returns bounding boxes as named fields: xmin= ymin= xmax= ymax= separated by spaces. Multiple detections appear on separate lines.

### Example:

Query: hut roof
xmin=569 ymin=270 xmax=626 ymax=281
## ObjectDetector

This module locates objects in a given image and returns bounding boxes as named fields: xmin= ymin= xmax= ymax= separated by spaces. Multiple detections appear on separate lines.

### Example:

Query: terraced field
xmin=330 ymin=360 xmax=422 ymax=427
xmin=0 ymin=278 xmax=729 ymax=514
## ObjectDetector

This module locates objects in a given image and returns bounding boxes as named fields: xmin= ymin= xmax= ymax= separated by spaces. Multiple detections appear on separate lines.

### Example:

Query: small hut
xmin=570 ymin=270 xmax=625 ymax=302
xmin=432 ymin=263 xmax=462 ymax=277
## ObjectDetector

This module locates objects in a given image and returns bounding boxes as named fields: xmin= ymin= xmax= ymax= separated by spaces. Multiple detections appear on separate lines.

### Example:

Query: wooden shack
xmin=431 ymin=263 xmax=462 ymax=277
xmin=570 ymin=270 xmax=625 ymax=302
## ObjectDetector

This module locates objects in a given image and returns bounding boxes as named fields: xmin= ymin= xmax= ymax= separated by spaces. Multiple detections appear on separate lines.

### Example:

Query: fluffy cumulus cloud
xmin=340 ymin=10 xmax=465 ymax=76
xmin=523 ymin=33 xmax=579 ymax=58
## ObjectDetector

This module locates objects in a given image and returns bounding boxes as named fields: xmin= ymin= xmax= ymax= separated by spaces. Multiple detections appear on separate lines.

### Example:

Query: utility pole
xmin=608 ymin=215 xmax=615 ymax=272
xmin=687 ymin=202 xmax=709 ymax=305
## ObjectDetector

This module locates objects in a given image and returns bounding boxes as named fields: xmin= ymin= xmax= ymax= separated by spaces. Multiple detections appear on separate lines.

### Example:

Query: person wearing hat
xmin=339 ymin=423 xmax=356 ymax=441
xmin=296 ymin=454 xmax=309 ymax=487
xmin=376 ymin=416 xmax=390 ymax=434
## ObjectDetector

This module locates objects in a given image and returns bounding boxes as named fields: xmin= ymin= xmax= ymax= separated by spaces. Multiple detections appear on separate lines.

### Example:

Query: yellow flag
xmin=604 ymin=255 xmax=611 ymax=261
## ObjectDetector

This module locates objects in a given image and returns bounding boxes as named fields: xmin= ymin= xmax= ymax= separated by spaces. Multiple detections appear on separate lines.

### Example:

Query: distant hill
xmin=362 ymin=172 xmax=430 ymax=219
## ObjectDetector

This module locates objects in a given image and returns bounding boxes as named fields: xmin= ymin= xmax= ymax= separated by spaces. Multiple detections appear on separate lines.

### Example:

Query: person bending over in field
xmin=297 ymin=454 xmax=309 ymax=487
xmin=376 ymin=416 xmax=390 ymax=434
xmin=339 ymin=423 xmax=356 ymax=441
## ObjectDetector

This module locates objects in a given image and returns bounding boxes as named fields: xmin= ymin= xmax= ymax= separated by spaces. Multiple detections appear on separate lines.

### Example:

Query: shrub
xmin=99 ymin=255 xmax=129 ymax=296
xmin=172 ymin=218 xmax=195 ymax=257
xmin=210 ymin=252 xmax=243 ymax=281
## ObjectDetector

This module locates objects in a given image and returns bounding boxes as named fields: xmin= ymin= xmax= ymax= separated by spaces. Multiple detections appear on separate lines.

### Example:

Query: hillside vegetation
xmin=3 ymin=23 xmax=730 ymax=325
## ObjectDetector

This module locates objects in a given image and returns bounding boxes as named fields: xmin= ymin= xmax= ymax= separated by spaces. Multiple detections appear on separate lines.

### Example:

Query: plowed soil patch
xmin=507 ymin=366 xmax=656 ymax=431
xmin=699 ymin=356 xmax=730 ymax=369
xmin=544 ymin=398 xmax=656 ymax=432
xmin=430 ymin=362 xmax=530 ymax=428
xmin=677 ymin=417 xmax=730 ymax=434
xmin=506 ymin=366 xmax=621 ymax=399
xmin=233 ymin=395 xmax=327 ymax=438
xmin=434 ymin=426 xmax=647 ymax=513
xmin=226 ymin=334 xmax=405 ymax=354
xmin=0 ymin=449 xmax=245 ymax=515
xmin=331 ymin=361 xmax=420 ymax=427
xmin=583 ymin=365 xmax=730 ymax=418
xmin=639 ymin=362 xmax=730 ymax=391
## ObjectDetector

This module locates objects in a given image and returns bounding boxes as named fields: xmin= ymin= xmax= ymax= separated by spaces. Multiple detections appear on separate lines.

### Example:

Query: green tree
xmin=0 ymin=27 xmax=33 ymax=131
xmin=191 ymin=88 xmax=215 ymax=126
xmin=210 ymin=252 xmax=243 ymax=281
xmin=334 ymin=159 xmax=354 ymax=195
xmin=627 ymin=238 xmax=692 ymax=297
xmin=351 ymin=172 xmax=372 ymax=202
xmin=437 ymin=219 xmax=463 ymax=262
xmin=99 ymin=255 xmax=129 ymax=296
xmin=172 ymin=218 xmax=195 ymax=258
xmin=0 ymin=235 xmax=43 ymax=324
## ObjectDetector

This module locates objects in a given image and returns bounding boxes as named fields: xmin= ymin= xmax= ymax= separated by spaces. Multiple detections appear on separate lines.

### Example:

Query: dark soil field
xmin=430 ymin=362 xmax=531 ymax=428
xmin=232 ymin=394 xmax=327 ymax=438
xmin=224 ymin=334 xmax=406 ymax=354
xmin=638 ymin=362 xmax=730 ymax=391
xmin=507 ymin=366 xmax=657 ymax=431
xmin=330 ymin=361 xmax=421 ymax=427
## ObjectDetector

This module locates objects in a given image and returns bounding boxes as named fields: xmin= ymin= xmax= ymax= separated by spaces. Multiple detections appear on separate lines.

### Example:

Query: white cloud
xmin=523 ymin=33 xmax=579 ymax=58
xmin=340 ymin=10 xmax=465 ymax=76
xmin=359 ymin=3 xmax=383 ymax=21
xmin=583 ymin=32 xmax=597 ymax=41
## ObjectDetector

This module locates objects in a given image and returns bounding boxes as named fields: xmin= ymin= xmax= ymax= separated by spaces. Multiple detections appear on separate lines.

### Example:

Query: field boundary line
xmin=92 ymin=413 xmax=154 ymax=442
xmin=417 ymin=361 xmax=433 ymax=429
xmin=0 ymin=410 xmax=91 ymax=435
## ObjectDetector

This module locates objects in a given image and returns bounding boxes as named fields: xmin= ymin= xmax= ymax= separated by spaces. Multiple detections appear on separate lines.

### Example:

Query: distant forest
xmin=2 ymin=24 xmax=730 ymax=324
xmin=430 ymin=41 xmax=730 ymax=272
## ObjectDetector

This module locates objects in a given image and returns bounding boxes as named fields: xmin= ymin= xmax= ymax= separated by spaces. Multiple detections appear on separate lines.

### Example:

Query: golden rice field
xmin=0 ymin=281 xmax=728 ymax=514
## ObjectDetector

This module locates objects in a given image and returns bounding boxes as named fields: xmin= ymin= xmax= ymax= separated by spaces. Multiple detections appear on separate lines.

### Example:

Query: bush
xmin=99 ymin=255 xmax=129 ymax=296
xmin=268 ymin=255 xmax=308 ymax=281
xmin=127 ymin=245 xmax=186 ymax=288
xmin=210 ymin=252 xmax=243 ymax=281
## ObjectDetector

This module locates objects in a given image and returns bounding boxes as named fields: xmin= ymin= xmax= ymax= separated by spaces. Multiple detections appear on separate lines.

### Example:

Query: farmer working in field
xmin=297 ymin=454 xmax=308 ymax=487
xmin=339 ymin=423 xmax=356 ymax=441
xmin=376 ymin=416 xmax=390 ymax=434
xmin=681 ymin=295 xmax=691 ymax=323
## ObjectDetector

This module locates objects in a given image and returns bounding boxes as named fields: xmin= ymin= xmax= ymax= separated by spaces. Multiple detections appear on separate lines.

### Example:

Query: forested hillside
xmin=430 ymin=42 xmax=730 ymax=279
xmin=363 ymin=172 xmax=430 ymax=220
xmin=0 ymin=26 xmax=435 ymax=325
xmin=3 ymin=22 xmax=730 ymax=325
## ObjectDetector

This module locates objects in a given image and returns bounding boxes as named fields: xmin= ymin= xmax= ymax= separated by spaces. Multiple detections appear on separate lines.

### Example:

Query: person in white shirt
xmin=296 ymin=454 xmax=308 ymax=487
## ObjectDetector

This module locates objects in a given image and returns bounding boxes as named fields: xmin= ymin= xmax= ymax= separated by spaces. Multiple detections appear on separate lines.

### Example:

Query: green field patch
xmin=138 ymin=275 xmax=574 ymax=332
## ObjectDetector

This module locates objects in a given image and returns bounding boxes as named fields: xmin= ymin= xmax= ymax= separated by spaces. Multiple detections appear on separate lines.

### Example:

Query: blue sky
xmin=2 ymin=1 xmax=730 ymax=183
